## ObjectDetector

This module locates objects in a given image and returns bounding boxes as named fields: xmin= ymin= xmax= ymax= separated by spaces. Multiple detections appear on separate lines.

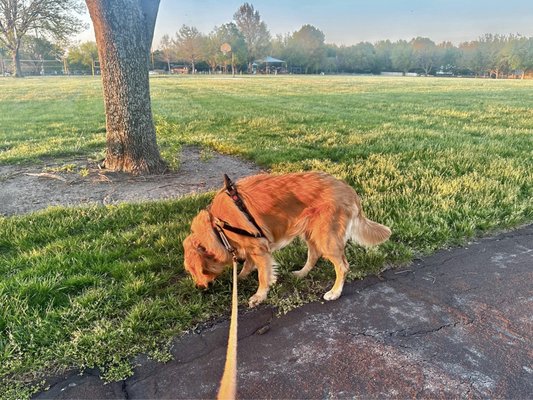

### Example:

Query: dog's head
xmin=183 ymin=234 xmax=219 ymax=288
xmin=183 ymin=210 xmax=230 ymax=288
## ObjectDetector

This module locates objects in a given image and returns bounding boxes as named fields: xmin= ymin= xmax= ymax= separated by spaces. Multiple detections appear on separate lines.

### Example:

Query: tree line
xmin=153 ymin=3 xmax=533 ymax=78
xmin=2 ymin=2 xmax=533 ymax=79
xmin=0 ymin=0 xmax=533 ymax=78
xmin=0 ymin=35 xmax=99 ymax=76
xmin=152 ymin=3 xmax=533 ymax=78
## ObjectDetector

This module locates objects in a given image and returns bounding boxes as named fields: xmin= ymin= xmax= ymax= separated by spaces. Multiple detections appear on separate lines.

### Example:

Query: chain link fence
xmin=0 ymin=59 xmax=100 ymax=76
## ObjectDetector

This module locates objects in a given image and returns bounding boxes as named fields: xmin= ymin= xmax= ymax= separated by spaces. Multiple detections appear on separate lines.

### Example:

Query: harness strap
xmin=224 ymin=174 xmax=266 ymax=238
xmin=214 ymin=224 xmax=237 ymax=257
xmin=216 ymin=219 xmax=263 ymax=238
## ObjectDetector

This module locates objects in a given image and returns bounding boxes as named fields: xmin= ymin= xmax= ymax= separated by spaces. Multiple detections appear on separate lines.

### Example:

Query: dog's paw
xmin=248 ymin=293 xmax=267 ymax=308
xmin=323 ymin=290 xmax=341 ymax=301
xmin=292 ymin=270 xmax=308 ymax=279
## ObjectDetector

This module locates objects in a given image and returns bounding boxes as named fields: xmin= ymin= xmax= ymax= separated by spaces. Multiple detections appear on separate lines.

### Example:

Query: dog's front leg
xmin=248 ymin=253 xmax=274 ymax=307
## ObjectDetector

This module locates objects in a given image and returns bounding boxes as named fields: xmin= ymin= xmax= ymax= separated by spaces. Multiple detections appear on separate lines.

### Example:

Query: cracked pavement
xmin=35 ymin=224 xmax=533 ymax=399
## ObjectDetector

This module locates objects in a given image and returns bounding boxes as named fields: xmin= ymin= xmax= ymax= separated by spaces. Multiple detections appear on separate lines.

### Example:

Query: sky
xmin=77 ymin=0 xmax=533 ymax=47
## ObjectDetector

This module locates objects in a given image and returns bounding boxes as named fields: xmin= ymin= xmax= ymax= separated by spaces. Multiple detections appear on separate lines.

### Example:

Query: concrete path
xmin=35 ymin=225 xmax=533 ymax=399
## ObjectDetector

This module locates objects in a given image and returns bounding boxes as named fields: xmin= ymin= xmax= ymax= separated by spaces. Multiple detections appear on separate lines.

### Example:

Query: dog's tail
xmin=350 ymin=210 xmax=391 ymax=247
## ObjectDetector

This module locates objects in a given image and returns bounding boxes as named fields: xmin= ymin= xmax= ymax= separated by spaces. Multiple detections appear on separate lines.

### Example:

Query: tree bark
xmin=12 ymin=45 xmax=23 ymax=77
xmin=85 ymin=0 xmax=166 ymax=174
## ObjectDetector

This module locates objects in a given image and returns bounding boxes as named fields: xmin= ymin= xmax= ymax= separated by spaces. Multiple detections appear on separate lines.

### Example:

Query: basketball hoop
xmin=220 ymin=43 xmax=232 ymax=54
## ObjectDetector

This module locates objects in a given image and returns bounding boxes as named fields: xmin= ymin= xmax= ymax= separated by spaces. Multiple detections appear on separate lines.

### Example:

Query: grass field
xmin=1 ymin=75 xmax=532 ymax=397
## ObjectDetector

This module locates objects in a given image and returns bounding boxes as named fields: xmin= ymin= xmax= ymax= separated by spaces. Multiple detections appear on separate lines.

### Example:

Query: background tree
xmin=174 ymin=25 xmax=204 ymax=74
xmin=233 ymin=2 xmax=270 ymax=72
xmin=0 ymin=44 xmax=6 ymax=75
xmin=391 ymin=40 xmax=414 ymax=75
xmin=480 ymin=34 xmax=510 ymax=78
xmin=458 ymin=41 xmax=478 ymax=76
xmin=203 ymin=32 xmax=220 ymax=73
xmin=158 ymin=34 xmax=175 ymax=73
xmin=411 ymin=37 xmax=438 ymax=75
xmin=437 ymin=41 xmax=460 ymax=74
xmin=374 ymin=40 xmax=393 ymax=72
xmin=20 ymin=36 xmax=64 ymax=75
xmin=338 ymin=42 xmax=376 ymax=73
xmin=322 ymin=44 xmax=339 ymax=74
xmin=509 ymin=36 xmax=533 ymax=78
xmin=68 ymin=41 xmax=99 ymax=75
xmin=270 ymin=33 xmax=288 ymax=60
xmin=220 ymin=23 xmax=248 ymax=73
xmin=207 ymin=23 xmax=247 ymax=74
xmin=0 ymin=0 xmax=84 ymax=77
xmin=85 ymin=0 xmax=166 ymax=174
xmin=287 ymin=24 xmax=325 ymax=74
xmin=459 ymin=39 xmax=491 ymax=77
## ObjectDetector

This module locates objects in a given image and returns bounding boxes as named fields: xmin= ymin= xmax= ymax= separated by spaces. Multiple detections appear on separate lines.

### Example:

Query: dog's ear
xmin=189 ymin=209 xmax=229 ymax=262
xmin=190 ymin=210 xmax=211 ymax=233
xmin=196 ymin=243 xmax=216 ymax=260
xmin=223 ymin=174 xmax=233 ymax=191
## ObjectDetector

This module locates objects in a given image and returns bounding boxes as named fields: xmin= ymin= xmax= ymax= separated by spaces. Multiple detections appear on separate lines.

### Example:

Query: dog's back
xmin=212 ymin=172 xmax=390 ymax=249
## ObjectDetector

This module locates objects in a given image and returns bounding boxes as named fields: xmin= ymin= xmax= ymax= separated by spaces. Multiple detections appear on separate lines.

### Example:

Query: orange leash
xmin=217 ymin=257 xmax=239 ymax=400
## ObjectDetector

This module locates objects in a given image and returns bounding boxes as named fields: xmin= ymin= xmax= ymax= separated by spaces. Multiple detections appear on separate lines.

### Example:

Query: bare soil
xmin=0 ymin=146 xmax=263 ymax=216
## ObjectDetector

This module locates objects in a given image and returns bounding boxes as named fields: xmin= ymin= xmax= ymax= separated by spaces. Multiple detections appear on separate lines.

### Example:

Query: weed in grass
xmin=45 ymin=163 xmax=76 ymax=173
xmin=199 ymin=147 xmax=215 ymax=161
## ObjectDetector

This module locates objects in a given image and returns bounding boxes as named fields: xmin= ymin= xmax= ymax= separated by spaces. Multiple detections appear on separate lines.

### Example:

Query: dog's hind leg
xmin=323 ymin=253 xmax=349 ymax=301
xmin=293 ymin=240 xmax=321 ymax=279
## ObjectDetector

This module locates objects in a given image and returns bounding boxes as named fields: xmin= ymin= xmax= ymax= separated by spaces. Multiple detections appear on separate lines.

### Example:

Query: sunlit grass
xmin=0 ymin=75 xmax=532 ymax=398
xmin=0 ymin=77 xmax=105 ymax=164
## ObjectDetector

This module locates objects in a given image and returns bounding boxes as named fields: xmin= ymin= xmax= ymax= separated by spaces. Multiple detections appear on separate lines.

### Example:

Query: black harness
xmin=211 ymin=174 xmax=266 ymax=257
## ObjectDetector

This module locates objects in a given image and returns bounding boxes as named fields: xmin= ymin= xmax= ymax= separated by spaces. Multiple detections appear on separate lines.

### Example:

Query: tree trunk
xmin=85 ymin=0 xmax=166 ymax=174
xmin=12 ymin=45 xmax=23 ymax=77
xmin=63 ymin=57 xmax=69 ymax=75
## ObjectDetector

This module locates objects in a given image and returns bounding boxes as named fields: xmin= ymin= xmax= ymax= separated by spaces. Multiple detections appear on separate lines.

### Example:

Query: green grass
xmin=1 ymin=75 xmax=532 ymax=398
xmin=0 ymin=77 xmax=106 ymax=164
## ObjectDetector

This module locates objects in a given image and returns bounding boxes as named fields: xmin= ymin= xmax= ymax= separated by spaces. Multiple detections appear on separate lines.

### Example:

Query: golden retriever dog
xmin=183 ymin=172 xmax=391 ymax=307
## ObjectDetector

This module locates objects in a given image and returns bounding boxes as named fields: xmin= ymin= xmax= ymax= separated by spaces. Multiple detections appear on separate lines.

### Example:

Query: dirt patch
xmin=0 ymin=146 xmax=264 ymax=216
